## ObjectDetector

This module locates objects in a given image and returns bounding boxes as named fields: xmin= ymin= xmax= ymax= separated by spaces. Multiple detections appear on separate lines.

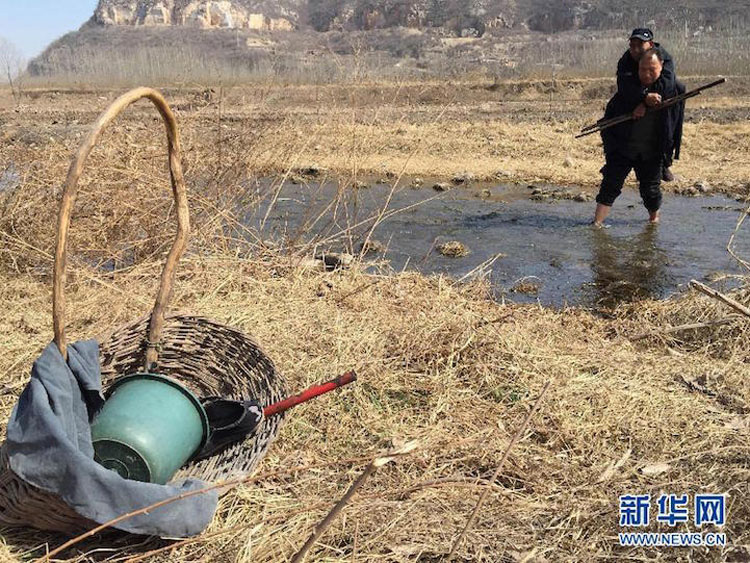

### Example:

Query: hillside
xmin=25 ymin=0 xmax=750 ymax=83
xmin=89 ymin=0 xmax=750 ymax=33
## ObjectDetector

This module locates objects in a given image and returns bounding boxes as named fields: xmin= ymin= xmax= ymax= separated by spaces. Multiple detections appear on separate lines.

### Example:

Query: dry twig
xmin=689 ymin=280 xmax=750 ymax=318
xmin=290 ymin=440 xmax=419 ymax=563
xmin=630 ymin=316 xmax=742 ymax=340
xmin=448 ymin=381 xmax=552 ymax=559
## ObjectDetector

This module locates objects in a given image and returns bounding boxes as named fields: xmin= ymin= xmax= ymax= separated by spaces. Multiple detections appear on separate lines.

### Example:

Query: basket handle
xmin=53 ymin=88 xmax=190 ymax=371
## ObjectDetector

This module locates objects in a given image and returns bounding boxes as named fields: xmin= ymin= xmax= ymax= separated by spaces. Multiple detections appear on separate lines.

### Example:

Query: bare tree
xmin=0 ymin=36 xmax=25 ymax=103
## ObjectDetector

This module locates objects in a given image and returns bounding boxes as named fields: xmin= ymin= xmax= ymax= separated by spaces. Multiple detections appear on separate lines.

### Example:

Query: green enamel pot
xmin=90 ymin=373 xmax=209 ymax=485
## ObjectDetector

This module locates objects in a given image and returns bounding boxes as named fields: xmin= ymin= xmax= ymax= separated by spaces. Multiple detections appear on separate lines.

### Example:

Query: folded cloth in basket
xmin=5 ymin=340 xmax=218 ymax=537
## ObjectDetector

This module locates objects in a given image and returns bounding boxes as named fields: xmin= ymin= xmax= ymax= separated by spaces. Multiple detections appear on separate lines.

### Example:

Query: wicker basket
xmin=0 ymin=88 xmax=286 ymax=534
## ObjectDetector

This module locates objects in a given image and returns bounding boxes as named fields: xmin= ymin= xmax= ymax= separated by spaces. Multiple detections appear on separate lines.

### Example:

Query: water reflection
xmin=589 ymin=225 xmax=672 ymax=308
xmin=248 ymin=179 xmax=741 ymax=307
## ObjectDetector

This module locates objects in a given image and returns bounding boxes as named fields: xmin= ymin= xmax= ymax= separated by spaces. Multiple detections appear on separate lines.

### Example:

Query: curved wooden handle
xmin=53 ymin=88 xmax=190 ymax=370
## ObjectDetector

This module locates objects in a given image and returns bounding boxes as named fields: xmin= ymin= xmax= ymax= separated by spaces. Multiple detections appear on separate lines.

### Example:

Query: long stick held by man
xmin=592 ymin=45 xmax=683 ymax=227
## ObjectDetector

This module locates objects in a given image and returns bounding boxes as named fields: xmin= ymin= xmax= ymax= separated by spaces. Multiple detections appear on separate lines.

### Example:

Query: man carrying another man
xmin=593 ymin=47 xmax=682 ymax=226
xmin=615 ymin=28 xmax=684 ymax=182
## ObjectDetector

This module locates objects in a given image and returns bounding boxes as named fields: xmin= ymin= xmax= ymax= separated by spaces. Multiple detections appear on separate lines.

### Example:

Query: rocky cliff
xmin=93 ymin=0 xmax=302 ymax=30
xmin=90 ymin=0 xmax=750 ymax=35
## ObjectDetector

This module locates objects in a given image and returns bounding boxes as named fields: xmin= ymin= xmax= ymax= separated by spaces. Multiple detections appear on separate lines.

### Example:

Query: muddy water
xmin=251 ymin=181 xmax=749 ymax=308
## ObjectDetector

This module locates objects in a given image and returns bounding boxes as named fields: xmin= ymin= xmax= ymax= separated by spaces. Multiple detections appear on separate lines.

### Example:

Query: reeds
xmin=22 ymin=26 xmax=750 ymax=89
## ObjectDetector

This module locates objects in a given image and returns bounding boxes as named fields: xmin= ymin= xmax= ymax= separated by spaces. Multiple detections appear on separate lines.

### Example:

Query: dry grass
xmin=1 ymin=256 xmax=748 ymax=561
xmin=3 ymin=79 xmax=749 ymax=204
xmin=0 ymin=77 xmax=749 ymax=562
xmin=437 ymin=241 xmax=470 ymax=258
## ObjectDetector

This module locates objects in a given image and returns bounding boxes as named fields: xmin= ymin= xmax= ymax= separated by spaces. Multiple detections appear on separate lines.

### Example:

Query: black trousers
xmin=596 ymin=151 xmax=663 ymax=212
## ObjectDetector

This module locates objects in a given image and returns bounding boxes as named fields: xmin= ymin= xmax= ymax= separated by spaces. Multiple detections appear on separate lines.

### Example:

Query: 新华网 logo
xmin=618 ymin=493 xmax=727 ymax=548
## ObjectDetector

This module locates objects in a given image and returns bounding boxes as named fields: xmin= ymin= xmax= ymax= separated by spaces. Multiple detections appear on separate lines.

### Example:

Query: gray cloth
xmin=5 ymin=340 xmax=218 ymax=537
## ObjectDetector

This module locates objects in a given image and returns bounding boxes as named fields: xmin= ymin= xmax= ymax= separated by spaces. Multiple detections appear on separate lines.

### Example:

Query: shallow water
xmin=250 ymin=181 xmax=749 ymax=307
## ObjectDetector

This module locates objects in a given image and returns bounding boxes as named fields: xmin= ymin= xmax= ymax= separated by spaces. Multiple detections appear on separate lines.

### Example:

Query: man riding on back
xmin=615 ymin=28 xmax=684 ymax=181
xmin=593 ymin=48 xmax=683 ymax=227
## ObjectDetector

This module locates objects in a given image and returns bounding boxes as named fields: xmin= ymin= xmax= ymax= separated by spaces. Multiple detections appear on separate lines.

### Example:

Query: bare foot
xmin=593 ymin=203 xmax=611 ymax=225
xmin=649 ymin=210 xmax=660 ymax=224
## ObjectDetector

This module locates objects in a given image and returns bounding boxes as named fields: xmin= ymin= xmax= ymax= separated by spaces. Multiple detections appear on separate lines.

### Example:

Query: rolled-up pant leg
xmin=634 ymin=155 xmax=663 ymax=212
xmin=596 ymin=152 xmax=632 ymax=207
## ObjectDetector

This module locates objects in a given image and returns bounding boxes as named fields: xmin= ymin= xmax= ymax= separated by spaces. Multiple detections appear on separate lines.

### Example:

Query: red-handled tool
xmin=264 ymin=371 xmax=357 ymax=417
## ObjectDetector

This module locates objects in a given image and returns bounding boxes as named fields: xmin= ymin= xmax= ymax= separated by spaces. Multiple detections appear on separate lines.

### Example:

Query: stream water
xmin=250 ymin=180 xmax=748 ymax=307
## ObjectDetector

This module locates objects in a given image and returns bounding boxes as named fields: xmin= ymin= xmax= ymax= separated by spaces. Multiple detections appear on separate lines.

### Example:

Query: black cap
xmin=630 ymin=28 xmax=654 ymax=42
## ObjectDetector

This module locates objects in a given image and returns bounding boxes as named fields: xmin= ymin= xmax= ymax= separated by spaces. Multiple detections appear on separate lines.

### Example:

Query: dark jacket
xmin=602 ymin=43 xmax=685 ymax=162
xmin=602 ymin=47 xmax=683 ymax=160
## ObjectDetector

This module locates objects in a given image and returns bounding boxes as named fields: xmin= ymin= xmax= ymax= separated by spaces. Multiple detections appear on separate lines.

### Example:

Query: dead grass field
xmin=3 ymin=77 xmax=749 ymax=198
xmin=1 ymin=258 xmax=748 ymax=562
xmin=0 ymin=78 xmax=749 ymax=562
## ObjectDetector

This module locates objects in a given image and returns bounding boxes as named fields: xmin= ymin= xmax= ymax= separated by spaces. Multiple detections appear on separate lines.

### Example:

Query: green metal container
xmin=90 ymin=373 xmax=209 ymax=485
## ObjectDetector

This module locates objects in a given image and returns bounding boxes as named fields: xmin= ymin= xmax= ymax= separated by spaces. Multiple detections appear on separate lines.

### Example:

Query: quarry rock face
xmin=92 ymin=0 xmax=528 ymax=33
xmin=94 ymin=0 xmax=297 ymax=30
xmin=91 ymin=0 xmax=746 ymax=34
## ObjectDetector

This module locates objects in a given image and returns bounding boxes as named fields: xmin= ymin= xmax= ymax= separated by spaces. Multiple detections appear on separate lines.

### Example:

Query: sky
xmin=0 ymin=1 xmax=98 ymax=59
